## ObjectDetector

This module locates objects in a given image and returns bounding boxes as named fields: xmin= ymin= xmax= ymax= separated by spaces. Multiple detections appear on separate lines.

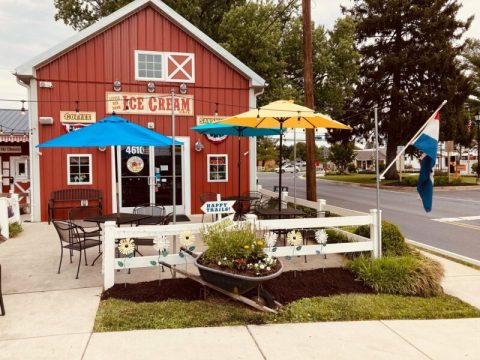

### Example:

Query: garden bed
xmin=102 ymin=268 xmax=374 ymax=304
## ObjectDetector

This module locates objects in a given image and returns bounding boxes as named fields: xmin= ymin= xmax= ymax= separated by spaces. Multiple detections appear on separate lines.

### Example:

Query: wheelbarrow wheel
xmin=248 ymin=287 xmax=276 ymax=309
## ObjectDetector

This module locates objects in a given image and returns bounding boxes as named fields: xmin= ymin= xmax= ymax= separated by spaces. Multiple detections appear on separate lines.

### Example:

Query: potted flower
xmin=190 ymin=219 xmax=283 ymax=295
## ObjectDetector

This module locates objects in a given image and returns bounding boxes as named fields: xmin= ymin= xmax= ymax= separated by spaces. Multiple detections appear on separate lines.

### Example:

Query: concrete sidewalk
xmin=1 ymin=221 xmax=480 ymax=359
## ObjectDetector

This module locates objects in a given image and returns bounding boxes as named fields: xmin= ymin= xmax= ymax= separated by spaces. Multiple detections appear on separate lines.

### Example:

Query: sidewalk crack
xmin=246 ymin=326 xmax=267 ymax=360
xmin=380 ymin=321 xmax=433 ymax=360
xmin=81 ymin=332 xmax=93 ymax=360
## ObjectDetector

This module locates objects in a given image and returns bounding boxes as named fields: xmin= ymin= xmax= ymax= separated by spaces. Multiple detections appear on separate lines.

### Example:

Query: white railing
xmin=0 ymin=194 xmax=21 ymax=239
xmin=257 ymin=185 xmax=368 ymax=217
xmin=103 ymin=208 xmax=381 ymax=290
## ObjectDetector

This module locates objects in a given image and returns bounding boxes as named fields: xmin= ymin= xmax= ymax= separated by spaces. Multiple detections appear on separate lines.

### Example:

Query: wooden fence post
xmin=0 ymin=198 xmax=9 ymax=239
xmin=103 ymin=221 xmax=116 ymax=290
xmin=317 ymin=199 xmax=326 ymax=217
xmin=370 ymin=209 xmax=379 ymax=258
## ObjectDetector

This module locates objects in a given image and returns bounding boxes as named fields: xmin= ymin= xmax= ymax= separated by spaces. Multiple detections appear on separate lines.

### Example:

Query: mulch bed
xmin=102 ymin=268 xmax=374 ymax=305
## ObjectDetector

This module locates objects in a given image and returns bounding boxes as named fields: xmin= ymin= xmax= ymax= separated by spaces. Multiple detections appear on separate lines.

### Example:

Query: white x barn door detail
xmin=166 ymin=53 xmax=195 ymax=83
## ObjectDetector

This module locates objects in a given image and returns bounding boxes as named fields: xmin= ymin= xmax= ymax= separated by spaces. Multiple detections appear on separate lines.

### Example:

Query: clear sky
xmin=0 ymin=0 xmax=478 ymax=109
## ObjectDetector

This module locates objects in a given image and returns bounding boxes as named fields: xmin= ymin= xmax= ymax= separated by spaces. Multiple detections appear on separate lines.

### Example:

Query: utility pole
xmin=302 ymin=0 xmax=316 ymax=201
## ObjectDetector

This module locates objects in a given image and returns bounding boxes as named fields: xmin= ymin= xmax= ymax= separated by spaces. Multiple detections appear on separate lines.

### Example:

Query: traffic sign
xmin=200 ymin=201 xmax=235 ymax=214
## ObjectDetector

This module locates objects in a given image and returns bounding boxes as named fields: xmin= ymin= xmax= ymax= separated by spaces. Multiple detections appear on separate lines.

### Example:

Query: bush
xmin=347 ymin=163 xmax=356 ymax=173
xmin=472 ymin=162 xmax=478 ymax=174
xmin=347 ymin=254 xmax=444 ymax=297
xmin=9 ymin=222 xmax=23 ymax=238
xmin=354 ymin=221 xmax=410 ymax=257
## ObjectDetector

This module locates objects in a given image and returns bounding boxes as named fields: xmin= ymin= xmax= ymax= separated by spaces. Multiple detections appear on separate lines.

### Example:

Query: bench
xmin=48 ymin=189 xmax=102 ymax=224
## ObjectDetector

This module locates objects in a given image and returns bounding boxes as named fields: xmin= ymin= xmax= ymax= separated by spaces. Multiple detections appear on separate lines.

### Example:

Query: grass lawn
xmin=94 ymin=294 xmax=480 ymax=332
xmin=320 ymin=174 xmax=396 ymax=184
xmin=320 ymin=173 xmax=477 ymax=186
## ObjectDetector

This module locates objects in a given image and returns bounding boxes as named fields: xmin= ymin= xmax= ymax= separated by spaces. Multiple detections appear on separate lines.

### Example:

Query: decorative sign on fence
xmin=200 ymin=201 xmax=235 ymax=214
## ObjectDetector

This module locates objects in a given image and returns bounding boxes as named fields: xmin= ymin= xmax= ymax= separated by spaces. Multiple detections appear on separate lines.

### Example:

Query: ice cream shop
xmin=14 ymin=0 xmax=265 ymax=222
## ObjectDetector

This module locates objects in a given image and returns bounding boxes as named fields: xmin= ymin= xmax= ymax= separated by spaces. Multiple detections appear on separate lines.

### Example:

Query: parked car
xmin=275 ymin=164 xmax=300 ymax=173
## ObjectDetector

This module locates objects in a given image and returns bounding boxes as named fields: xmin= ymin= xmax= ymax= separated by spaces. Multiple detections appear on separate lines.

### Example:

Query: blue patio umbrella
xmin=192 ymin=123 xmax=282 ymax=196
xmin=38 ymin=115 xmax=182 ymax=214
xmin=37 ymin=115 xmax=182 ymax=148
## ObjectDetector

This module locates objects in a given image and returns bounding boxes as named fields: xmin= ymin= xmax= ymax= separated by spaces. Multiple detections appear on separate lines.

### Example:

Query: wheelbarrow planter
xmin=159 ymin=247 xmax=283 ymax=313
xmin=195 ymin=254 xmax=283 ymax=295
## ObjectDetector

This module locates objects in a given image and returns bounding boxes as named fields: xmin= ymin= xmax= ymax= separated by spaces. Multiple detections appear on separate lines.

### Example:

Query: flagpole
xmin=374 ymin=106 xmax=382 ymax=257
xmin=171 ymin=89 xmax=176 ymax=253
xmin=380 ymin=100 xmax=447 ymax=179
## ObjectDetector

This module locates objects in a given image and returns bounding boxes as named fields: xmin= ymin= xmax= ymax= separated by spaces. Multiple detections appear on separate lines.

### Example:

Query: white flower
xmin=287 ymin=231 xmax=303 ymax=247
xmin=259 ymin=264 xmax=265 ymax=270
xmin=118 ymin=238 xmax=135 ymax=256
xmin=263 ymin=232 xmax=277 ymax=248
xmin=315 ymin=229 xmax=328 ymax=245
xmin=266 ymin=266 xmax=271 ymax=271
xmin=218 ymin=261 xmax=222 ymax=266
xmin=180 ymin=231 xmax=195 ymax=247
xmin=153 ymin=235 xmax=169 ymax=252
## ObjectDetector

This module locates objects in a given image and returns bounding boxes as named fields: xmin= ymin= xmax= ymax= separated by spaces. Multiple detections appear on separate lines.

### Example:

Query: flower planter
xmin=195 ymin=255 xmax=283 ymax=295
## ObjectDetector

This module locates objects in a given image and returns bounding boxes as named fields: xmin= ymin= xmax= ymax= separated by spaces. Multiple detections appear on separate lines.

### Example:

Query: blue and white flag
xmin=412 ymin=112 xmax=440 ymax=212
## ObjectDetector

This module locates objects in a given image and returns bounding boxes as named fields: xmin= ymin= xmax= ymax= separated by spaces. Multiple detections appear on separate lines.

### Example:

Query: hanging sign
xmin=200 ymin=201 xmax=235 ymax=215
xmin=62 ymin=123 xmax=87 ymax=133
xmin=106 ymin=92 xmax=194 ymax=116
xmin=60 ymin=111 xmax=96 ymax=123
xmin=196 ymin=115 xmax=227 ymax=125
xmin=0 ymin=146 xmax=22 ymax=153
xmin=197 ymin=115 xmax=228 ymax=144
xmin=126 ymin=156 xmax=144 ymax=173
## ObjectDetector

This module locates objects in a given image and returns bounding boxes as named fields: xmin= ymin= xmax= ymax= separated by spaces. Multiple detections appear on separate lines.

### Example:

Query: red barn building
xmin=15 ymin=0 xmax=265 ymax=222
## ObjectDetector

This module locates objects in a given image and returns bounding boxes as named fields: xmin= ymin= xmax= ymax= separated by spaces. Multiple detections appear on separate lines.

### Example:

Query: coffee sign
xmin=60 ymin=111 xmax=96 ymax=123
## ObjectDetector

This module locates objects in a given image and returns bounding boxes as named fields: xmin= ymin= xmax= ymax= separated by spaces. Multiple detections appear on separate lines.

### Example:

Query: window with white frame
xmin=135 ymin=50 xmax=164 ymax=81
xmin=67 ymin=154 xmax=92 ymax=185
xmin=207 ymin=154 xmax=228 ymax=182
xmin=10 ymin=156 xmax=29 ymax=181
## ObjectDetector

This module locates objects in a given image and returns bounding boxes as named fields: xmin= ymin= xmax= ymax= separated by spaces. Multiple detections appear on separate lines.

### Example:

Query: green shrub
xmin=9 ymin=222 xmax=23 ymax=238
xmin=354 ymin=221 xmax=410 ymax=256
xmin=347 ymin=163 xmax=356 ymax=173
xmin=325 ymin=229 xmax=351 ymax=243
xmin=472 ymin=162 xmax=478 ymax=174
xmin=347 ymin=255 xmax=444 ymax=297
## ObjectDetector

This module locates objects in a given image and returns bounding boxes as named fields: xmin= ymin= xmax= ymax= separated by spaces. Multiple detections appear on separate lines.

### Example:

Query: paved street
xmin=258 ymin=172 xmax=480 ymax=261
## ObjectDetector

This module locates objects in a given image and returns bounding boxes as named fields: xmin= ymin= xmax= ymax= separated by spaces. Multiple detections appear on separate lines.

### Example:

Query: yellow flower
xmin=287 ymin=231 xmax=303 ymax=247
xmin=180 ymin=231 xmax=195 ymax=247
xmin=118 ymin=238 xmax=135 ymax=256
xmin=244 ymin=245 xmax=250 ymax=250
xmin=256 ymin=240 xmax=264 ymax=247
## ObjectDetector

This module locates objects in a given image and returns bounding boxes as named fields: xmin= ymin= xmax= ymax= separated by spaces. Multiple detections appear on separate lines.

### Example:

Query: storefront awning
xmin=0 ymin=135 xmax=29 ymax=143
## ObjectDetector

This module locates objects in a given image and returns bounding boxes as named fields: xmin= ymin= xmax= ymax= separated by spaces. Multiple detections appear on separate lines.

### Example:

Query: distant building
xmin=354 ymin=148 xmax=386 ymax=170
xmin=0 ymin=109 xmax=30 ymax=205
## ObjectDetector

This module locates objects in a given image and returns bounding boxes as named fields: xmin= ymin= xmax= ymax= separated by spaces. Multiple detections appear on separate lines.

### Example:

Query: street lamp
xmin=475 ymin=112 xmax=480 ymax=184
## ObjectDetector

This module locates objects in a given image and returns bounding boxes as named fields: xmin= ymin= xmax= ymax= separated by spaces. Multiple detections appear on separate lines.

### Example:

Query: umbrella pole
xmin=238 ymin=135 xmax=241 ymax=197
xmin=279 ymin=121 xmax=283 ymax=213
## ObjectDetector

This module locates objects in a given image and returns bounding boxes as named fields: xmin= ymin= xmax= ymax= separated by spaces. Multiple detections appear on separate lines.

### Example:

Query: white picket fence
xmin=0 ymin=193 xmax=22 ymax=239
xmin=103 ymin=207 xmax=381 ymax=289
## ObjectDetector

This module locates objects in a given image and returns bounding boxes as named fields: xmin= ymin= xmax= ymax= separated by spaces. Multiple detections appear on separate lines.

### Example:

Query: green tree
xmin=256 ymin=137 xmax=278 ymax=165
xmin=345 ymin=0 xmax=473 ymax=179
xmin=328 ymin=142 xmax=355 ymax=173
xmin=54 ymin=0 xmax=246 ymax=39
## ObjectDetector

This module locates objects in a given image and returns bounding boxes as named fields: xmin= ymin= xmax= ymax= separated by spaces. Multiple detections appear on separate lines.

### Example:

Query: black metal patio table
xmin=255 ymin=207 xmax=305 ymax=219
xmin=84 ymin=213 xmax=152 ymax=226
xmin=223 ymin=195 xmax=260 ymax=220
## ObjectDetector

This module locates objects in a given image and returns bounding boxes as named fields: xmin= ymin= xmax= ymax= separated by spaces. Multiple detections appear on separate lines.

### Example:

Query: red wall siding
xmin=35 ymin=6 xmax=251 ymax=221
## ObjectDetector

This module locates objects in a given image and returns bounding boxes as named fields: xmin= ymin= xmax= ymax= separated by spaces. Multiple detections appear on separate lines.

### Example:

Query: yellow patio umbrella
xmin=219 ymin=100 xmax=351 ymax=211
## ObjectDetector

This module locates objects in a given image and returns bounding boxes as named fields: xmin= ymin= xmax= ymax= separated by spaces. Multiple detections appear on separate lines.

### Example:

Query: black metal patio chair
xmin=0 ymin=264 xmax=5 ymax=315
xmin=53 ymin=220 xmax=102 ymax=279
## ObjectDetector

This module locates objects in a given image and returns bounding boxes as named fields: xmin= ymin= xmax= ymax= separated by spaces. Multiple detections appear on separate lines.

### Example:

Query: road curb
xmin=407 ymin=239 xmax=480 ymax=267
xmin=316 ymin=178 xmax=480 ymax=192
